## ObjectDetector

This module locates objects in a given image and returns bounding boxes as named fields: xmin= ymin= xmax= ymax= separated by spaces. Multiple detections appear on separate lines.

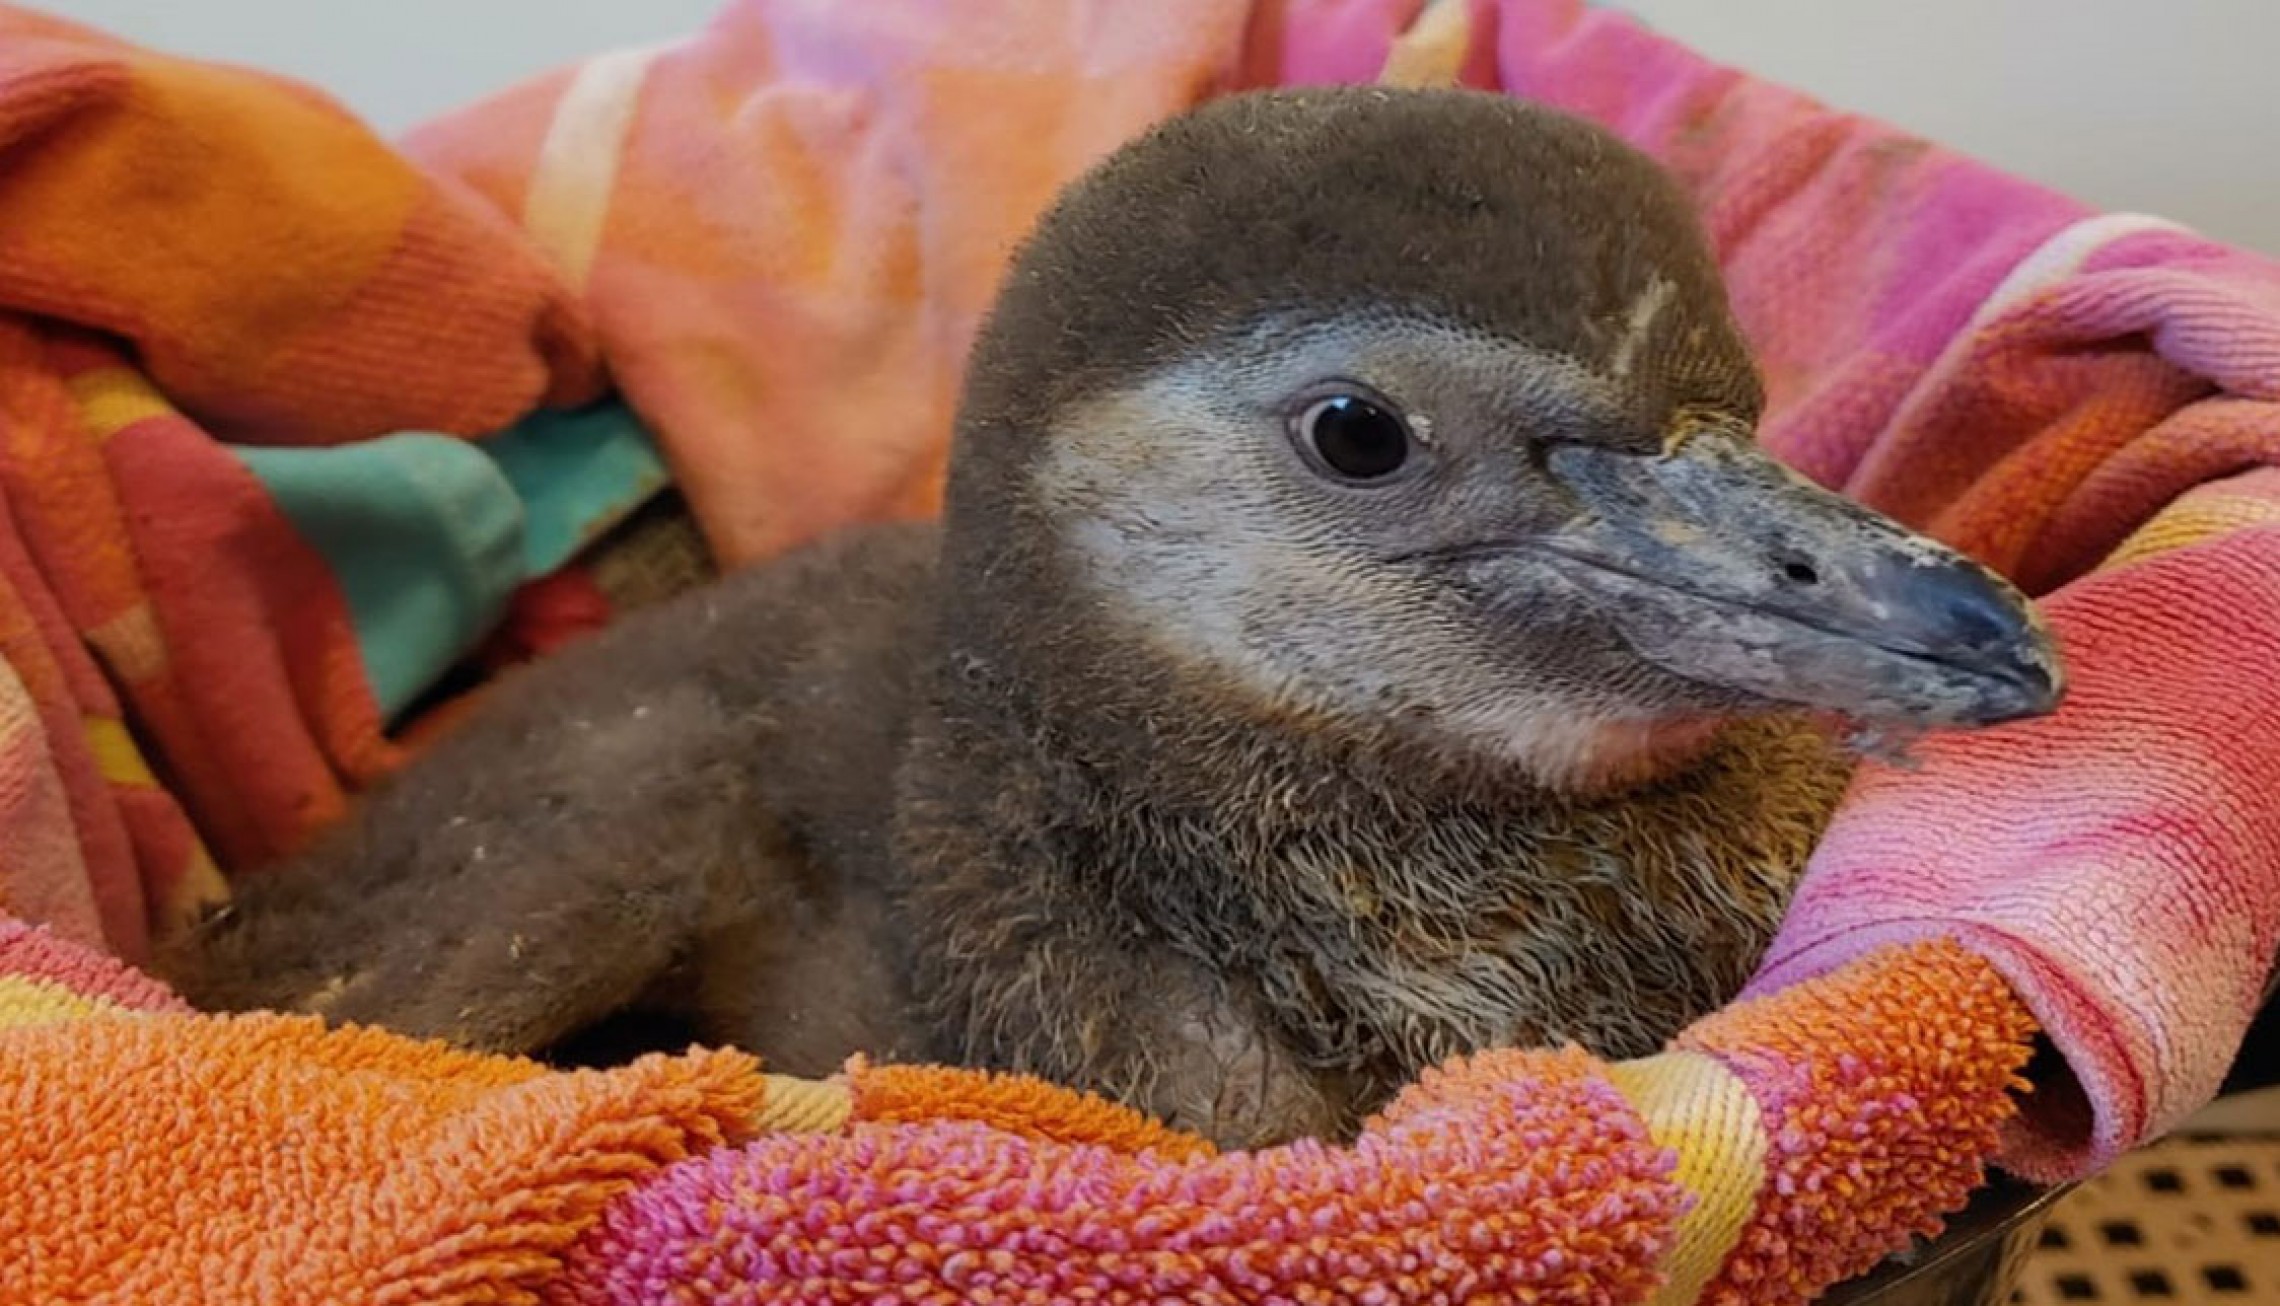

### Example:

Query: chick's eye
xmin=1297 ymin=394 xmax=1413 ymax=482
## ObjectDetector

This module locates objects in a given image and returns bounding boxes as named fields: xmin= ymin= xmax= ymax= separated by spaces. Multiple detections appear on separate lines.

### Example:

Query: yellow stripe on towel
xmin=2102 ymin=492 xmax=2280 ymax=571
xmin=755 ymin=1073 xmax=854 ymax=1134
xmin=0 ymin=973 xmax=129 ymax=1029
xmin=65 ymin=367 xmax=173 ymax=442
xmin=1608 ymin=1051 xmax=1769 ymax=1306
xmin=82 ymin=715 xmax=157 ymax=788
xmin=1380 ymin=0 xmax=1472 ymax=88
xmin=524 ymin=41 xmax=673 ymax=290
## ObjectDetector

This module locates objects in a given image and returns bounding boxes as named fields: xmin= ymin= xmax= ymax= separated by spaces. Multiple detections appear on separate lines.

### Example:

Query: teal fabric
xmin=481 ymin=402 xmax=671 ymax=577
xmin=233 ymin=435 xmax=527 ymax=719
xmin=232 ymin=401 xmax=669 ymax=721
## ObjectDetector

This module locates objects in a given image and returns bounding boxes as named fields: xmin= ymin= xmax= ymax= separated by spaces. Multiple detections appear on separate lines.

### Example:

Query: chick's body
xmin=897 ymin=646 xmax=1850 ymax=1139
xmin=160 ymin=86 xmax=2057 ymax=1150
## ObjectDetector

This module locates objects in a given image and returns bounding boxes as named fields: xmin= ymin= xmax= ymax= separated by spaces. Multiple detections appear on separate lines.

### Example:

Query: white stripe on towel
xmin=1962 ymin=211 xmax=2193 ymax=333
xmin=1851 ymin=211 xmax=2192 ymax=495
xmin=522 ymin=40 xmax=676 ymax=291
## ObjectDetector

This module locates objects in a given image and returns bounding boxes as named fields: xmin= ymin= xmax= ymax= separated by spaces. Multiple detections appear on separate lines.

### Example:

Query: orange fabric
xmin=845 ymin=1059 xmax=1220 ymax=1160
xmin=0 ymin=1000 xmax=765 ymax=1305
xmin=0 ymin=7 xmax=601 ymax=445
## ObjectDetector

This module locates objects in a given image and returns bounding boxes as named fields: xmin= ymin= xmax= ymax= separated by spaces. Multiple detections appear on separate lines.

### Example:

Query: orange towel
xmin=0 ymin=914 xmax=765 ymax=1306
xmin=0 ymin=8 xmax=598 ymax=444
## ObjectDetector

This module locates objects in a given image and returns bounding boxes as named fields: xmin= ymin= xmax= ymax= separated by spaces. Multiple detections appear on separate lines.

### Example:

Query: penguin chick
xmin=157 ymin=86 xmax=2063 ymax=1150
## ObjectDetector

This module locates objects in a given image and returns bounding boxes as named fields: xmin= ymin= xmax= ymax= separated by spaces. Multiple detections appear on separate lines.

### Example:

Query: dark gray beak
xmin=1536 ymin=430 xmax=2064 ymax=728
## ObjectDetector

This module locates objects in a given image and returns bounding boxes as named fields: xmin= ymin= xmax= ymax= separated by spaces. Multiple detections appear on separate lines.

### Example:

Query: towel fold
xmin=554 ymin=940 xmax=2032 ymax=1306
xmin=0 ymin=913 xmax=767 ymax=1306
xmin=1752 ymin=506 xmax=2280 ymax=1183
xmin=0 ymin=9 xmax=600 ymax=444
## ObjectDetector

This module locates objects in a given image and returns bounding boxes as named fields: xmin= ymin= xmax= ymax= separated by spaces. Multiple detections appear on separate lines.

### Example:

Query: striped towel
xmin=552 ymin=940 xmax=2033 ymax=1306
xmin=0 ymin=5 xmax=668 ymax=961
xmin=0 ymin=903 xmax=2036 ymax=1306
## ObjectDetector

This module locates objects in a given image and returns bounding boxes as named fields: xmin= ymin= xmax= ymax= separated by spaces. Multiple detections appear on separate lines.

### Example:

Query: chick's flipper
xmin=152 ymin=678 xmax=756 ymax=1054
xmin=152 ymin=522 xmax=942 ymax=1064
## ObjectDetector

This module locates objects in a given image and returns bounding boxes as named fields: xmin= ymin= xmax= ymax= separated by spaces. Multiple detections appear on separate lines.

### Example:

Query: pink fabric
xmin=0 ymin=915 xmax=188 ymax=1013
xmin=1480 ymin=0 xmax=2280 ymax=1180
xmin=0 ymin=659 xmax=111 ymax=953
xmin=405 ymin=0 xmax=1434 ymax=570
xmin=556 ymin=1049 xmax=1686 ymax=1306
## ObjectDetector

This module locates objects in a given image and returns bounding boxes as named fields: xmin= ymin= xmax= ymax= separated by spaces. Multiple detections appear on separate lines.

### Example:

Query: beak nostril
xmin=1780 ymin=559 xmax=1820 ymax=586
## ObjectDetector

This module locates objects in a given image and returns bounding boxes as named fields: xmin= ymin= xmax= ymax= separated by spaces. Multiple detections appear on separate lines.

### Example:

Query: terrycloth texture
xmin=1674 ymin=943 xmax=2035 ymax=1305
xmin=551 ymin=940 xmax=2031 ymax=1306
xmin=1468 ymin=0 xmax=2280 ymax=1182
xmin=0 ymin=913 xmax=187 ymax=1019
xmin=0 ymin=6 xmax=677 ymax=962
xmin=849 ymin=1060 xmax=1219 ymax=1159
xmin=5 ymin=901 xmax=2000 ymax=1306
xmin=402 ymin=0 xmax=1440 ymax=567
xmin=0 ymin=912 xmax=770 ymax=1306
